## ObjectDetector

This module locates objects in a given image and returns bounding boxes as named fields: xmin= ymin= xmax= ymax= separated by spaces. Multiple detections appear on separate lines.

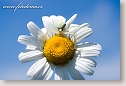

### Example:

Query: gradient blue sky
xmin=0 ymin=0 xmax=120 ymax=80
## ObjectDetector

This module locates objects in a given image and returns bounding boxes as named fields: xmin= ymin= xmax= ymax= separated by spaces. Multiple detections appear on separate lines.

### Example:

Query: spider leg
xmin=64 ymin=32 xmax=76 ymax=48
xmin=47 ymin=28 xmax=59 ymax=37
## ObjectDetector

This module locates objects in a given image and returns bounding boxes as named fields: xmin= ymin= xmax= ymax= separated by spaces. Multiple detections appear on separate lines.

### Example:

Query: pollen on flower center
xmin=44 ymin=35 xmax=75 ymax=65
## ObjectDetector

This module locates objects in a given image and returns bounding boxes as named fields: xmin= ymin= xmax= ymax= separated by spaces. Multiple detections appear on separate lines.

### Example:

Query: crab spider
xmin=44 ymin=24 xmax=76 ymax=47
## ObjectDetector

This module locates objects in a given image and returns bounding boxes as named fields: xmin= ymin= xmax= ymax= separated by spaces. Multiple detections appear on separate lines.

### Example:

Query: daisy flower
xmin=18 ymin=14 xmax=102 ymax=80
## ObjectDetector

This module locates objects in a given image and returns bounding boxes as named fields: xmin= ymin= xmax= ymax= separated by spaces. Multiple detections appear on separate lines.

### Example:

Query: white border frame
xmin=0 ymin=0 xmax=125 ymax=86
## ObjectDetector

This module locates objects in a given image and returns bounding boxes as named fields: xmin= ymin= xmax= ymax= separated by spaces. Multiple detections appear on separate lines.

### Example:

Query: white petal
xmin=61 ymin=66 xmax=70 ymax=80
xmin=26 ymin=45 xmax=37 ymax=50
xmin=31 ymin=62 xmax=54 ymax=80
xmin=42 ymin=16 xmax=55 ymax=30
xmin=57 ymin=16 xmax=66 ymax=22
xmin=76 ymin=42 xmax=102 ymax=51
xmin=68 ymin=23 xmax=92 ymax=43
xmin=18 ymin=49 xmax=43 ymax=63
xmin=76 ymin=28 xmax=92 ymax=43
xmin=42 ymin=62 xmax=55 ymax=80
xmin=50 ymin=15 xmax=66 ymax=29
xmin=31 ymin=70 xmax=43 ymax=80
xmin=18 ymin=35 xmax=42 ymax=47
xmin=27 ymin=21 xmax=45 ymax=43
xmin=30 ymin=62 xmax=47 ymax=80
xmin=26 ymin=46 xmax=43 ymax=52
xmin=68 ymin=24 xmax=80 ymax=32
xmin=76 ymin=65 xmax=94 ymax=75
xmin=79 ymin=58 xmax=97 ymax=67
xmin=66 ymin=14 xmax=77 ymax=29
xmin=66 ymin=61 xmax=85 ymax=80
xmin=27 ymin=58 xmax=46 ymax=77
xmin=41 ymin=28 xmax=47 ymax=34
xmin=73 ymin=55 xmax=97 ymax=67
xmin=75 ymin=62 xmax=94 ymax=75
xmin=54 ymin=66 xmax=70 ymax=80
xmin=74 ymin=55 xmax=97 ymax=67
xmin=41 ymin=28 xmax=51 ymax=40
xmin=73 ymin=58 xmax=94 ymax=75
xmin=72 ymin=23 xmax=89 ymax=34
xmin=39 ymin=28 xmax=49 ymax=43
xmin=80 ymin=50 xmax=100 ymax=57
xmin=54 ymin=66 xmax=63 ymax=80
xmin=42 ymin=16 xmax=58 ymax=37
xmin=49 ymin=15 xmax=57 ymax=29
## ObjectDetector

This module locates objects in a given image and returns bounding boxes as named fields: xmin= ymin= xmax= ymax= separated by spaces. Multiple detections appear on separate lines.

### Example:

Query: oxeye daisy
xmin=18 ymin=14 xmax=102 ymax=80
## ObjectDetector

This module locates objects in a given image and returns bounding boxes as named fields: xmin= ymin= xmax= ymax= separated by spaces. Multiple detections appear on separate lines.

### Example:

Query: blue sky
xmin=0 ymin=0 xmax=120 ymax=80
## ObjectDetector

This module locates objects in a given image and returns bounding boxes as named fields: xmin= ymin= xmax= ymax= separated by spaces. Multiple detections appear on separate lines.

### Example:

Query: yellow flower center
xmin=44 ymin=35 xmax=75 ymax=65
